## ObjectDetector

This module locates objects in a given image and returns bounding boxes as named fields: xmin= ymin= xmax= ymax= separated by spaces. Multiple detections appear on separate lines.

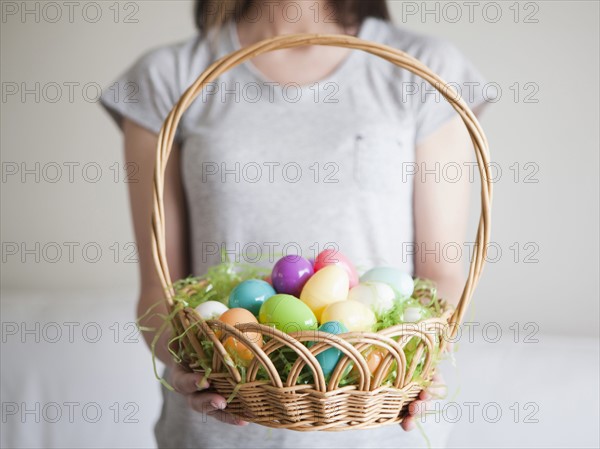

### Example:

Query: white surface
xmin=1 ymin=290 xmax=598 ymax=448
xmin=444 ymin=334 xmax=600 ymax=448
xmin=1 ymin=289 xmax=162 ymax=449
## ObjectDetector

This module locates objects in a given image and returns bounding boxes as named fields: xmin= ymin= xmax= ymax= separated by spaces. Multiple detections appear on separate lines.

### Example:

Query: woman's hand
xmin=170 ymin=364 xmax=249 ymax=426
xmin=400 ymin=373 xmax=446 ymax=431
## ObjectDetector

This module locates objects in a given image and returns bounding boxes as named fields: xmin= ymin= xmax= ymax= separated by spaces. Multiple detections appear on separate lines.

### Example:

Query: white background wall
xmin=2 ymin=0 xmax=599 ymax=339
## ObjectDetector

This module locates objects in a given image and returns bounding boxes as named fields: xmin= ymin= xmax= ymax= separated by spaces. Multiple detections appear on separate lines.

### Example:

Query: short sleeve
xmin=99 ymin=46 xmax=181 ymax=135
xmin=411 ymin=38 xmax=494 ymax=144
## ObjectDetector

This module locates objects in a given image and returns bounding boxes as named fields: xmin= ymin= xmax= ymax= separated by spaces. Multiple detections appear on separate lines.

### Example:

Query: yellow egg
xmin=300 ymin=265 xmax=349 ymax=321
xmin=321 ymin=300 xmax=376 ymax=332
xmin=218 ymin=308 xmax=263 ymax=366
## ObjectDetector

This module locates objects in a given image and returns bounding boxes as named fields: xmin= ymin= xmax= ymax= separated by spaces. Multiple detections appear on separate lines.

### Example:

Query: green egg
xmin=259 ymin=294 xmax=318 ymax=333
xmin=258 ymin=294 xmax=287 ymax=324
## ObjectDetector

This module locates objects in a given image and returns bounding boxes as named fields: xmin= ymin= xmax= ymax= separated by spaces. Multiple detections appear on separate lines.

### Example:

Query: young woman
xmin=101 ymin=0 xmax=489 ymax=447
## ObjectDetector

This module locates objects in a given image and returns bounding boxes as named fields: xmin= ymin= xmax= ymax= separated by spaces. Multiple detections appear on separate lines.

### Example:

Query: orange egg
xmin=217 ymin=308 xmax=263 ymax=366
xmin=366 ymin=348 xmax=386 ymax=373
xmin=354 ymin=348 xmax=393 ymax=380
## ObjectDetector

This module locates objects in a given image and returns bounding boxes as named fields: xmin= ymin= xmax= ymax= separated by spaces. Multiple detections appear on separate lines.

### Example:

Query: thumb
xmin=170 ymin=366 xmax=209 ymax=394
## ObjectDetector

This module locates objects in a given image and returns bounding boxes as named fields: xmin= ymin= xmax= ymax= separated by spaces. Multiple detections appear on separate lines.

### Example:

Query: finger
xmin=427 ymin=373 xmax=447 ymax=399
xmin=187 ymin=392 xmax=228 ymax=414
xmin=207 ymin=409 xmax=250 ymax=426
xmin=171 ymin=368 xmax=209 ymax=394
xmin=401 ymin=415 xmax=415 ymax=431
xmin=408 ymin=399 xmax=425 ymax=417
xmin=419 ymin=372 xmax=445 ymax=401
xmin=172 ymin=371 xmax=210 ymax=394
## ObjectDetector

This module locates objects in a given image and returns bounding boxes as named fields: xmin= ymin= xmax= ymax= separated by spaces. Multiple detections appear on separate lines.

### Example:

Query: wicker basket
xmin=150 ymin=34 xmax=492 ymax=431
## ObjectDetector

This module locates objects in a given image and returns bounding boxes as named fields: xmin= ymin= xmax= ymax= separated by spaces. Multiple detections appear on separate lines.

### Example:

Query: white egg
xmin=195 ymin=301 xmax=228 ymax=320
xmin=396 ymin=272 xmax=415 ymax=298
xmin=348 ymin=282 xmax=395 ymax=314
xmin=402 ymin=306 xmax=423 ymax=323
xmin=360 ymin=267 xmax=415 ymax=299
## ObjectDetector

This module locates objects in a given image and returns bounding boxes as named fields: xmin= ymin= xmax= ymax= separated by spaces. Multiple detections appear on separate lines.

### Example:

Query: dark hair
xmin=194 ymin=0 xmax=390 ymax=32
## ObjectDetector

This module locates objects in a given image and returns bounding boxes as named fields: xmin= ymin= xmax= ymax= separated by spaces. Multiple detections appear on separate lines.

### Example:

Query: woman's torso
xmin=178 ymin=18 xmax=423 ymax=278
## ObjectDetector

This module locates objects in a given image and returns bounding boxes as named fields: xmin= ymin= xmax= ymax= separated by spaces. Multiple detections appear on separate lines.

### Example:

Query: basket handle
xmin=150 ymin=33 xmax=492 ymax=338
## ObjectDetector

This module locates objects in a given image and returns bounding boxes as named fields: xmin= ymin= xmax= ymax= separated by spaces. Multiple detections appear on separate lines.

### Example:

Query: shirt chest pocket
xmin=352 ymin=122 xmax=415 ymax=194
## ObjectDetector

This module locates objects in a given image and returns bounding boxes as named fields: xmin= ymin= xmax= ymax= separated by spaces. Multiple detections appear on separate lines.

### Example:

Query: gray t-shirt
xmin=101 ymin=17 xmax=489 ymax=449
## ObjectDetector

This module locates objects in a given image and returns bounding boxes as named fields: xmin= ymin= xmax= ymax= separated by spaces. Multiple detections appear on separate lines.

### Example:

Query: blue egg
xmin=308 ymin=321 xmax=349 ymax=378
xmin=229 ymin=279 xmax=276 ymax=316
xmin=360 ymin=267 xmax=414 ymax=299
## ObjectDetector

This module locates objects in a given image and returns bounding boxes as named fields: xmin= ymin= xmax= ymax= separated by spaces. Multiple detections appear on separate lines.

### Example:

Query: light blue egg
xmin=229 ymin=279 xmax=276 ymax=316
xmin=360 ymin=267 xmax=414 ymax=298
xmin=308 ymin=321 xmax=348 ymax=378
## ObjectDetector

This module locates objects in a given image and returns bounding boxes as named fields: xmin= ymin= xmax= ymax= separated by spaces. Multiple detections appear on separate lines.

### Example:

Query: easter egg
xmin=353 ymin=347 xmax=393 ymax=380
xmin=228 ymin=279 xmax=276 ymax=316
xmin=348 ymin=282 xmax=395 ymax=314
xmin=402 ymin=304 xmax=430 ymax=323
xmin=259 ymin=294 xmax=318 ymax=333
xmin=300 ymin=265 xmax=349 ymax=321
xmin=366 ymin=348 xmax=386 ymax=374
xmin=195 ymin=301 xmax=228 ymax=320
xmin=271 ymin=255 xmax=314 ymax=296
xmin=321 ymin=300 xmax=376 ymax=332
xmin=218 ymin=308 xmax=258 ymax=331
xmin=313 ymin=249 xmax=359 ymax=288
xmin=308 ymin=321 xmax=348 ymax=378
xmin=360 ymin=267 xmax=414 ymax=298
xmin=258 ymin=294 xmax=286 ymax=324
xmin=218 ymin=308 xmax=263 ymax=366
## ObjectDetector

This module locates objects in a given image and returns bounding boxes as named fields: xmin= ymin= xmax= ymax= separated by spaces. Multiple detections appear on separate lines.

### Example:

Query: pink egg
xmin=313 ymin=249 xmax=358 ymax=288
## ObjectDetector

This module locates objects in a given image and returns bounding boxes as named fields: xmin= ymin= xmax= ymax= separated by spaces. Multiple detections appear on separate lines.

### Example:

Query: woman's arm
xmin=400 ymin=116 xmax=473 ymax=432
xmin=123 ymin=119 xmax=246 ymax=425
xmin=414 ymin=116 xmax=473 ymax=306
xmin=123 ymin=118 xmax=189 ymax=365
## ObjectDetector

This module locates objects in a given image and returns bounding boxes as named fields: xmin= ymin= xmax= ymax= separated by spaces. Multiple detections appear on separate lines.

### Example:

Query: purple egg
xmin=271 ymin=255 xmax=314 ymax=297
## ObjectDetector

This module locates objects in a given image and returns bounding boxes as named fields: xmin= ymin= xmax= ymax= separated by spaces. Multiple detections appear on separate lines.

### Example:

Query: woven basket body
xmin=150 ymin=34 xmax=492 ymax=431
